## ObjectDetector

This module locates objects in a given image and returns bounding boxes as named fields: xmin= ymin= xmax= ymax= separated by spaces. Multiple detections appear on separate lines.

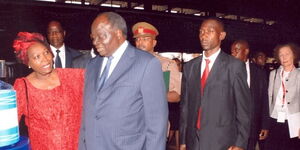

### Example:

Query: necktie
xmin=97 ymin=56 xmax=113 ymax=91
xmin=55 ymin=50 xmax=62 ymax=68
xmin=201 ymin=59 xmax=210 ymax=95
xmin=197 ymin=59 xmax=210 ymax=129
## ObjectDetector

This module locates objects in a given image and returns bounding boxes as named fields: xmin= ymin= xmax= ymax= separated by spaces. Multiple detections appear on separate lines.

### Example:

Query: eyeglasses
xmin=135 ymin=36 xmax=153 ymax=42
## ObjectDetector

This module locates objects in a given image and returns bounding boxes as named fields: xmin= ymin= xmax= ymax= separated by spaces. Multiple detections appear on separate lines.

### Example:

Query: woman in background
xmin=13 ymin=32 xmax=84 ymax=150
xmin=265 ymin=43 xmax=300 ymax=150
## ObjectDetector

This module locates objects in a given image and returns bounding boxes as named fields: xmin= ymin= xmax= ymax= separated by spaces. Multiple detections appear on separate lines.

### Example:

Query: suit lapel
xmin=91 ymin=56 xmax=104 ymax=93
xmin=65 ymin=47 xmax=72 ymax=67
xmin=204 ymin=51 xmax=225 ymax=95
xmin=189 ymin=57 xmax=202 ymax=114
xmin=100 ymin=45 xmax=135 ymax=91
xmin=273 ymin=67 xmax=281 ymax=102
xmin=191 ymin=56 xmax=202 ymax=92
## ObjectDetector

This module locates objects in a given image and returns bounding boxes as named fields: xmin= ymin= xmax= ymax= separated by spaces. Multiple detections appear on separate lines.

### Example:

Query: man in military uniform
xmin=132 ymin=22 xmax=181 ymax=103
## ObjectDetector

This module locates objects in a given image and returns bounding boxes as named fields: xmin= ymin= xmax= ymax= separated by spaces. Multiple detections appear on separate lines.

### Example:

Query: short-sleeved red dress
xmin=13 ymin=68 xmax=84 ymax=150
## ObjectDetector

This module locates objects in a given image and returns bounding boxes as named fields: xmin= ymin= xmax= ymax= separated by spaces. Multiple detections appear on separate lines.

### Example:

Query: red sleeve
xmin=13 ymin=78 xmax=27 ymax=122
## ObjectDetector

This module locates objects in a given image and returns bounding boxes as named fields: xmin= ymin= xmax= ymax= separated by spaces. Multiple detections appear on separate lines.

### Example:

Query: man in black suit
xmin=179 ymin=18 xmax=251 ymax=150
xmin=231 ymin=40 xmax=269 ymax=150
xmin=47 ymin=20 xmax=82 ymax=68
xmin=252 ymin=51 xmax=270 ymax=78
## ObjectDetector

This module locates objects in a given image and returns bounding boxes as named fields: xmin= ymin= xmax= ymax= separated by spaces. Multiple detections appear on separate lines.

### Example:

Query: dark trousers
xmin=264 ymin=118 xmax=300 ymax=150
xmin=247 ymin=137 xmax=266 ymax=150
xmin=247 ymin=137 xmax=257 ymax=150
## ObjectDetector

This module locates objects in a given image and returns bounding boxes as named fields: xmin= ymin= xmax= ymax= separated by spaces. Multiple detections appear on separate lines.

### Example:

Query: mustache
xmin=137 ymin=46 xmax=146 ymax=50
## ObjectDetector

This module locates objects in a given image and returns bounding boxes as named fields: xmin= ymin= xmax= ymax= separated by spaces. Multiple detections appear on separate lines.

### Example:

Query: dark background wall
xmin=0 ymin=0 xmax=299 ymax=61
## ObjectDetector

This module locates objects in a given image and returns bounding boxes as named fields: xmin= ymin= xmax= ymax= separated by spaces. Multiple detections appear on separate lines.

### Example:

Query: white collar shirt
xmin=100 ymin=40 xmax=128 ymax=79
xmin=245 ymin=59 xmax=251 ymax=87
xmin=201 ymin=48 xmax=221 ymax=77
xmin=50 ymin=44 xmax=66 ymax=68
xmin=90 ymin=48 xmax=96 ymax=58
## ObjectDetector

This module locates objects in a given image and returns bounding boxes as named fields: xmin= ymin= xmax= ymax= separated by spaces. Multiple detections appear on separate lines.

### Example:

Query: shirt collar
xmin=202 ymin=48 xmax=221 ymax=63
xmin=90 ymin=48 xmax=96 ymax=58
xmin=245 ymin=59 xmax=250 ymax=64
xmin=110 ymin=40 xmax=128 ymax=59
xmin=50 ymin=44 xmax=65 ymax=51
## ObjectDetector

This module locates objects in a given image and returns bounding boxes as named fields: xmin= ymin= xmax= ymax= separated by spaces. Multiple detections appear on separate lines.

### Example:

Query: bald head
xmin=201 ymin=18 xmax=225 ymax=32
xmin=231 ymin=40 xmax=250 ymax=62
xmin=90 ymin=12 xmax=127 ymax=57
xmin=97 ymin=12 xmax=127 ymax=38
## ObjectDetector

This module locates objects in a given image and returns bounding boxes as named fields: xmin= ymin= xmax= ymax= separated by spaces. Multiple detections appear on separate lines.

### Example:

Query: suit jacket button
xmin=95 ymin=115 xmax=101 ymax=120
xmin=286 ymin=90 xmax=288 ymax=93
xmin=287 ymin=102 xmax=290 ymax=104
xmin=286 ymin=79 xmax=288 ymax=81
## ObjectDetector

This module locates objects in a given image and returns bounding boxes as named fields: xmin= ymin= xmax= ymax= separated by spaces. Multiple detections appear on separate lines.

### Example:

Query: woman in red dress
xmin=12 ymin=32 xmax=84 ymax=150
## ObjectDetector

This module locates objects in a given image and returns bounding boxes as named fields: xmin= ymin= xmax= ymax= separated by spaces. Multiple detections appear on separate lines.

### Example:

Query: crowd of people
xmin=7 ymin=11 xmax=299 ymax=150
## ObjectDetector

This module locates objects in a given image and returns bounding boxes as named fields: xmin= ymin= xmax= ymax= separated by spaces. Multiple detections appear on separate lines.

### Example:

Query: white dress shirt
xmin=245 ymin=60 xmax=251 ymax=87
xmin=50 ymin=44 xmax=66 ymax=68
xmin=90 ymin=48 xmax=97 ymax=58
xmin=100 ymin=40 xmax=128 ymax=78
xmin=201 ymin=49 xmax=221 ymax=77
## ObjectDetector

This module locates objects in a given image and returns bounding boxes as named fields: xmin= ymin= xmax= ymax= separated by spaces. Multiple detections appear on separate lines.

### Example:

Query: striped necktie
xmin=55 ymin=49 xmax=62 ymax=68
xmin=97 ymin=56 xmax=113 ymax=91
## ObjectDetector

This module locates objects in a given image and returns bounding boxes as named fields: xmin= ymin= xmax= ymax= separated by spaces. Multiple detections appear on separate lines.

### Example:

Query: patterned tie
xmin=97 ymin=56 xmax=113 ymax=91
xmin=55 ymin=50 xmax=62 ymax=68
xmin=197 ymin=59 xmax=210 ymax=129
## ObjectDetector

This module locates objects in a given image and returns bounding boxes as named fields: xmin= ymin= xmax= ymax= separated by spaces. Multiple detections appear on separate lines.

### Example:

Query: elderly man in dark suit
xmin=47 ymin=20 xmax=82 ymax=68
xmin=231 ymin=40 xmax=269 ymax=150
xmin=179 ymin=18 xmax=251 ymax=150
xmin=79 ymin=12 xmax=168 ymax=150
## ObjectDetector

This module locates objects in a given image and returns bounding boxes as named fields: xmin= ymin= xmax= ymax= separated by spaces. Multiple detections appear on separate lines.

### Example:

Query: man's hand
xmin=298 ymin=128 xmax=300 ymax=139
xmin=259 ymin=129 xmax=269 ymax=140
xmin=179 ymin=144 xmax=186 ymax=150
xmin=167 ymin=91 xmax=180 ymax=102
xmin=227 ymin=146 xmax=244 ymax=150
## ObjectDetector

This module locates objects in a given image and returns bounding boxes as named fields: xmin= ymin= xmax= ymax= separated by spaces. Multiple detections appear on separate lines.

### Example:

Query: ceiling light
xmin=134 ymin=6 xmax=144 ymax=10
xmin=101 ymin=3 xmax=121 ymax=8
xmin=36 ymin=0 xmax=55 ymax=2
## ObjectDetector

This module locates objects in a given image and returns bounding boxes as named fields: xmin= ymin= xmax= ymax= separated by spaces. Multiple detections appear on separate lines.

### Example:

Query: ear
xmin=153 ymin=39 xmax=157 ymax=48
xmin=116 ymin=30 xmax=122 ymax=40
xmin=220 ymin=31 xmax=226 ymax=41
xmin=245 ymin=48 xmax=250 ymax=56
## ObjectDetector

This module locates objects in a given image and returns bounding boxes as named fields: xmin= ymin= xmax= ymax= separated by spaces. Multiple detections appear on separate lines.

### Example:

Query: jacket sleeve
xmin=141 ymin=57 xmax=168 ymax=150
xmin=232 ymin=62 xmax=251 ymax=149
xmin=179 ymin=64 xmax=188 ymax=145
xmin=260 ymin=70 xmax=271 ymax=129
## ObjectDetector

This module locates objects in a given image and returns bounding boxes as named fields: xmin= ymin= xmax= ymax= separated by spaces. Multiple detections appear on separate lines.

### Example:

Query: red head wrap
xmin=12 ymin=32 xmax=45 ymax=65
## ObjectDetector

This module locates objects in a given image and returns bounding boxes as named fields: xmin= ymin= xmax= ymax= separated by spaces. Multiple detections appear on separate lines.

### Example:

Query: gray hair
xmin=99 ymin=12 xmax=127 ymax=38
